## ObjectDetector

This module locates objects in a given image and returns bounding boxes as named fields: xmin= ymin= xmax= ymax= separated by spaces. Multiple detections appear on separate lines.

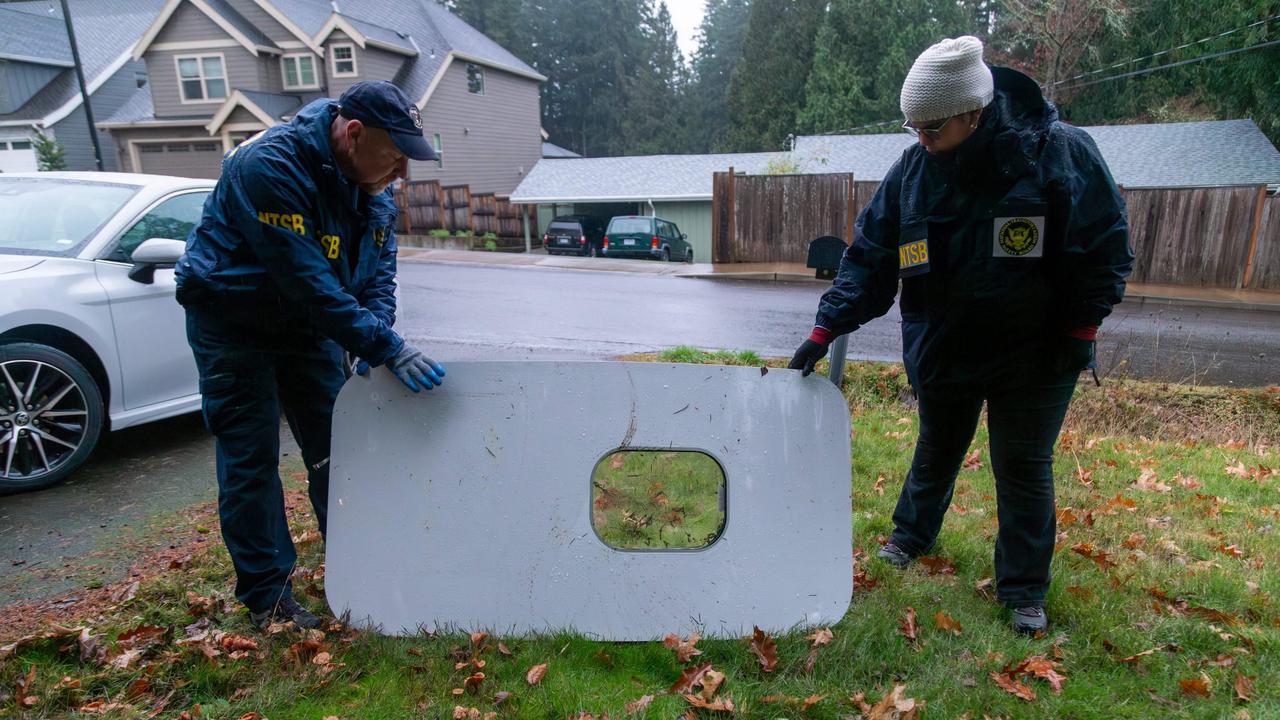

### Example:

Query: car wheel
xmin=0 ymin=342 xmax=105 ymax=494
xmin=661 ymin=247 xmax=671 ymax=262
xmin=686 ymin=248 xmax=695 ymax=263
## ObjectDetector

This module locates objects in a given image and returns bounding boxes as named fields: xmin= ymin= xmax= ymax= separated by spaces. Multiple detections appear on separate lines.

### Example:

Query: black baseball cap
xmin=337 ymin=81 xmax=437 ymax=162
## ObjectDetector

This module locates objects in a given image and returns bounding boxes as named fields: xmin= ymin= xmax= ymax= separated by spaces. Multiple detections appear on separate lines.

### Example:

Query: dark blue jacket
xmin=176 ymin=99 xmax=403 ymax=366
xmin=817 ymin=67 xmax=1133 ymax=391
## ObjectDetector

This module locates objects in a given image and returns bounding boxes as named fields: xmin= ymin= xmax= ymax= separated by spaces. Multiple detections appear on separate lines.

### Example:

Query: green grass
xmin=656 ymin=346 xmax=762 ymax=366
xmin=2 ymin=359 xmax=1277 ymax=719
xmin=591 ymin=450 xmax=725 ymax=549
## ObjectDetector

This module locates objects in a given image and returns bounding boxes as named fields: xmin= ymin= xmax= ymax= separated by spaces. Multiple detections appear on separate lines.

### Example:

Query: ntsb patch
xmin=993 ymin=216 xmax=1045 ymax=257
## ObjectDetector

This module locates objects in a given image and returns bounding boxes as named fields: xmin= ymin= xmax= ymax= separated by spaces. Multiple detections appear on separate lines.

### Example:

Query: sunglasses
xmin=901 ymin=115 xmax=955 ymax=140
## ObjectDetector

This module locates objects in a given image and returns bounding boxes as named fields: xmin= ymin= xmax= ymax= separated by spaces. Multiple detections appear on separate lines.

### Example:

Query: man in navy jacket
xmin=177 ymin=81 xmax=444 ymax=629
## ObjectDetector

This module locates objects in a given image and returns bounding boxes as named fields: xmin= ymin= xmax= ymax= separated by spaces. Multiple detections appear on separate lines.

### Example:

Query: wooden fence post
xmin=726 ymin=166 xmax=735 ymax=266
xmin=1242 ymin=184 xmax=1267 ymax=289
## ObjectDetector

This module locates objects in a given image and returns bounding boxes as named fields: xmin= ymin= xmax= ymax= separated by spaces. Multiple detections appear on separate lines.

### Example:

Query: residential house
xmin=511 ymin=119 xmax=1280 ymax=264
xmin=0 ymin=0 xmax=163 ymax=173
xmin=99 ymin=0 xmax=545 ymax=194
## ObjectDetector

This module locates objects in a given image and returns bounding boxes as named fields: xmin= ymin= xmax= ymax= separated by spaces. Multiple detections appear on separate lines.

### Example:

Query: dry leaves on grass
xmin=917 ymin=556 xmax=956 ymax=575
xmin=525 ymin=663 xmax=548 ymax=686
xmin=669 ymin=662 xmax=712 ymax=694
xmin=663 ymin=632 xmax=702 ymax=663
xmin=748 ymin=626 xmax=778 ymax=673
xmin=853 ymin=684 xmax=921 ymax=719
xmin=803 ymin=627 xmax=834 ymax=673
xmin=1179 ymin=672 xmax=1213 ymax=698
xmin=898 ymin=607 xmax=918 ymax=645
xmin=933 ymin=611 xmax=963 ymax=636
xmin=991 ymin=654 xmax=1068 ymax=701
xmin=624 ymin=694 xmax=654 ymax=714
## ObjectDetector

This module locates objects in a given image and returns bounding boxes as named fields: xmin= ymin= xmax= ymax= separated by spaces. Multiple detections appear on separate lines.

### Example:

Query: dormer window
xmin=176 ymin=55 xmax=227 ymax=103
xmin=330 ymin=43 xmax=357 ymax=77
xmin=282 ymin=54 xmax=320 ymax=90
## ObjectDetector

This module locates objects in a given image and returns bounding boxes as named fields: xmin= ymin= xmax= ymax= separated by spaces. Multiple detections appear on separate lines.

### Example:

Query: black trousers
xmin=889 ymin=374 xmax=1077 ymax=607
xmin=185 ymin=309 xmax=345 ymax=613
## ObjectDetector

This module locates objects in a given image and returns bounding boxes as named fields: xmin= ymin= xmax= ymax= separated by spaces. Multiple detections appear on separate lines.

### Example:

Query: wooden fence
xmin=712 ymin=170 xmax=1280 ymax=289
xmin=394 ymin=180 xmax=528 ymax=242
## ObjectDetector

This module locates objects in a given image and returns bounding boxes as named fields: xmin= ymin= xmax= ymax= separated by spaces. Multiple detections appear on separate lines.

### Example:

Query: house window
xmin=466 ymin=63 xmax=484 ymax=95
xmin=433 ymin=133 xmax=442 ymax=168
xmin=135 ymin=70 xmax=147 ymax=88
xmin=10 ymin=141 xmax=32 ymax=150
xmin=282 ymin=54 xmax=319 ymax=90
xmin=176 ymin=55 xmax=227 ymax=102
xmin=330 ymin=43 xmax=357 ymax=77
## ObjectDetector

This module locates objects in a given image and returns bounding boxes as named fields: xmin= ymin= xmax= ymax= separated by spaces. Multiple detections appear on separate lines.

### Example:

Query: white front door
xmin=0 ymin=139 xmax=37 ymax=173
xmin=94 ymin=191 xmax=207 ymax=410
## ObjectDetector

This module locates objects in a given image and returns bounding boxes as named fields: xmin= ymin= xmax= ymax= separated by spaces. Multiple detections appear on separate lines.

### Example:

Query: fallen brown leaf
xmin=625 ymin=694 xmax=654 ymax=714
xmin=749 ymin=626 xmax=778 ymax=672
xmin=669 ymin=662 xmax=712 ymax=694
xmin=898 ymin=607 xmax=918 ymax=644
xmin=991 ymin=671 xmax=1036 ymax=701
xmin=1179 ymin=672 xmax=1212 ymax=697
xmin=864 ymin=684 xmax=921 ymax=719
xmin=663 ymin=632 xmax=703 ymax=663
xmin=682 ymin=693 xmax=734 ymax=712
xmin=1235 ymin=673 xmax=1255 ymax=702
xmin=917 ymin=555 xmax=956 ymax=575
xmin=933 ymin=611 xmax=963 ymax=636
xmin=525 ymin=663 xmax=547 ymax=686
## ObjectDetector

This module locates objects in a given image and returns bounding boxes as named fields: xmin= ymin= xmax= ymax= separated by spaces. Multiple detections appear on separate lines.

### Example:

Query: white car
xmin=0 ymin=172 xmax=216 ymax=493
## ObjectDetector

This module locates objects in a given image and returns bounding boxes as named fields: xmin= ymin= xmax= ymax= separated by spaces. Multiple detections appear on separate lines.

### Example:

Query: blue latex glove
xmin=386 ymin=344 xmax=446 ymax=392
xmin=355 ymin=358 xmax=370 ymax=376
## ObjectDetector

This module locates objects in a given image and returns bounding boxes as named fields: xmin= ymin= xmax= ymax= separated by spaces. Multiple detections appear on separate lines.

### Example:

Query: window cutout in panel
xmin=592 ymin=450 xmax=725 ymax=550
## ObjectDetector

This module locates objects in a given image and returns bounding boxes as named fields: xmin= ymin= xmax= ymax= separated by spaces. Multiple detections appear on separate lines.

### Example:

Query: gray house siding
xmin=50 ymin=60 xmax=147 ymax=171
xmin=358 ymin=47 xmax=407 ymax=84
xmin=225 ymin=106 xmax=263 ymax=125
xmin=224 ymin=0 xmax=294 ymax=44
xmin=410 ymin=61 xmax=541 ymax=195
xmin=148 ymin=45 xmax=259 ymax=118
xmin=0 ymin=62 xmax=63 ymax=114
xmin=152 ymin=0 xmax=229 ymax=44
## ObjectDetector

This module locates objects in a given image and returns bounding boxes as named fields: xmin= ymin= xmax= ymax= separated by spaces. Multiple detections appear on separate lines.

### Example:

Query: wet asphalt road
xmin=2 ymin=259 xmax=1276 ymax=606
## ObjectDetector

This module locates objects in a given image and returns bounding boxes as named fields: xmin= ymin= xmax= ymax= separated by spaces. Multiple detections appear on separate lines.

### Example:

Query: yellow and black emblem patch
xmin=992 ymin=216 xmax=1044 ymax=258
xmin=374 ymin=227 xmax=386 ymax=248
xmin=899 ymin=239 xmax=929 ymax=269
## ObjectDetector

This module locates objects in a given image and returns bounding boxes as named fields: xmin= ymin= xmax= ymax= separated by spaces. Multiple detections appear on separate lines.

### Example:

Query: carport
xmin=510 ymin=151 xmax=784 ymax=264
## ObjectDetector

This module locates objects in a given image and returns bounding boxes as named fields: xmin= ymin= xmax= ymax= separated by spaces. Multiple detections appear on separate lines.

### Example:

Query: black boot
xmin=250 ymin=595 xmax=323 ymax=631
xmin=1011 ymin=605 xmax=1048 ymax=636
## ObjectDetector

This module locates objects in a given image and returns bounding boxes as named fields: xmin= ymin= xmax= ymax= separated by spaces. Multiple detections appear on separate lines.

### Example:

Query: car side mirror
xmin=681 ymin=233 xmax=687 ymax=240
xmin=128 ymin=238 xmax=187 ymax=284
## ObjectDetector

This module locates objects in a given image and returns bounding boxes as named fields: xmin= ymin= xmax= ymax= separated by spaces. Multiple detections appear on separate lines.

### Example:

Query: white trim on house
xmin=512 ymin=194 xmax=712 ymax=204
xmin=134 ymin=0 xmax=267 ymax=60
xmin=280 ymin=53 xmax=321 ymax=91
xmin=204 ymin=90 xmax=278 ymax=133
xmin=97 ymin=118 xmax=208 ymax=129
xmin=249 ymin=0 xmax=325 ymax=55
xmin=175 ymin=52 xmax=229 ymax=104
xmin=0 ymin=53 xmax=73 ymax=67
xmin=416 ymin=51 xmax=547 ymax=109
xmin=329 ymin=42 xmax=357 ymax=77
xmin=312 ymin=14 xmax=418 ymax=57
xmin=220 ymin=121 xmax=268 ymax=152
xmin=277 ymin=40 xmax=307 ymax=49
xmin=149 ymin=39 xmax=241 ymax=52
xmin=40 ymin=49 xmax=135 ymax=126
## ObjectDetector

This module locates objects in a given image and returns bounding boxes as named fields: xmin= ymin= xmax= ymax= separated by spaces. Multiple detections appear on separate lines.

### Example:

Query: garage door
xmin=0 ymin=139 xmax=37 ymax=173
xmin=136 ymin=141 xmax=224 ymax=179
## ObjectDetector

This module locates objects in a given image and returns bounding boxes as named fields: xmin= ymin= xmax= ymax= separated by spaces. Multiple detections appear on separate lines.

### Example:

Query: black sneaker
xmin=1012 ymin=605 xmax=1048 ymax=635
xmin=876 ymin=542 xmax=912 ymax=569
xmin=250 ymin=595 xmax=323 ymax=631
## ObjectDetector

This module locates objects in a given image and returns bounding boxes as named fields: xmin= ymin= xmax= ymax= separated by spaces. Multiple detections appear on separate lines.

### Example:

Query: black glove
xmin=789 ymin=339 xmax=829 ymax=377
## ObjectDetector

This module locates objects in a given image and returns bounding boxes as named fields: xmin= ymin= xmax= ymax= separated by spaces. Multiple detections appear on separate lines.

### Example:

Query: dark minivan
xmin=543 ymin=215 xmax=606 ymax=257
xmin=602 ymin=215 xmax=694 ymax=262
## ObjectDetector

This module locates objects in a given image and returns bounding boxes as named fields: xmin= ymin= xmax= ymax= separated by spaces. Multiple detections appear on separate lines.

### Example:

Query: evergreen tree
xmin=687 ymin=0 xmax=752 ymax=152
xmin=798 ymin=0 xmax=976 ymax=136
xmin=621 ymin=1 xmax=690 ymax=155
xmin=724 ymin=0 xmax=827 ymax=151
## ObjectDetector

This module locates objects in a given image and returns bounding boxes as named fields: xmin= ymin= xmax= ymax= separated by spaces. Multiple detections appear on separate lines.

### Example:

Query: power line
xmin=1049 ymin=13 xmax=1280 ymax=87
xmin=1052 ymin=35 xmax=1280 ymax=93
xmin=813 ymin=18 xmax=1280 ymax=137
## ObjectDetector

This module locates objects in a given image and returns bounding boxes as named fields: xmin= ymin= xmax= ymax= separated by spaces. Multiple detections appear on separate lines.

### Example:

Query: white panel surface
xmin=326 ymin=362 xmax=852 ymax=640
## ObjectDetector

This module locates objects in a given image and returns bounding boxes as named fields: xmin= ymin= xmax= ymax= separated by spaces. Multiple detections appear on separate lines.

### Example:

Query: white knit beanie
xmin=900 ymin=36 xmax=995 ymax=124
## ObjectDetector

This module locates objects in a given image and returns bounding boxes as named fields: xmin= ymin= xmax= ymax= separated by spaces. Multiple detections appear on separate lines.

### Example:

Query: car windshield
xmin=548 ymin=222 xmax=582 ymax=234
xmin=608 ymin=217 xmax=652 ymax=234
xmin=0 ymin=178 xmax=140 ymax=256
